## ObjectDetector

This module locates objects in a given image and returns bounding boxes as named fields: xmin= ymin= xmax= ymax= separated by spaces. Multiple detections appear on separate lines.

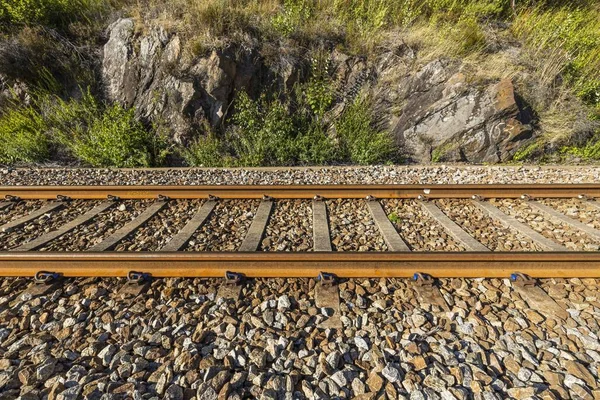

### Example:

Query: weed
xmin=0 ymin=100 xmax=49 ymax=164
xmin=335 ymin=96 xmax=394 ymax=165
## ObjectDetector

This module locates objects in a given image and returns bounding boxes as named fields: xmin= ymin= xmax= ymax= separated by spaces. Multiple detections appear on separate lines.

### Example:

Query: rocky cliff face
xmin=101 ymin=18 xmax=535 ymax=162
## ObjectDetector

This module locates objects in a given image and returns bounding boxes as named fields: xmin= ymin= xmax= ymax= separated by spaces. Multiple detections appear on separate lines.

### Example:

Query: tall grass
xmin=0 ymin=0 xmax=108 ymax=30
xmin=513 ymin=5 xmax=600 ymax=108
xmin=0 ymin=90 xmax=166 ymax=167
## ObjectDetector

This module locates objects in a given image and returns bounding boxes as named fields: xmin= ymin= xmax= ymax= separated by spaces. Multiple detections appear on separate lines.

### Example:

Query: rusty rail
xmin=0 ymin=252 xmax=598 ymax=278
xmin=2 ymin=184 xmax=600 ymax=278
xmin=2 ymin=184 xmax=600 ymax=199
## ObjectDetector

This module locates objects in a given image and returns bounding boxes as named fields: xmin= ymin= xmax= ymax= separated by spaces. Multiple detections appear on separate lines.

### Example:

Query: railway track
xmin=1 ymin=184 xmax=600 ymax=278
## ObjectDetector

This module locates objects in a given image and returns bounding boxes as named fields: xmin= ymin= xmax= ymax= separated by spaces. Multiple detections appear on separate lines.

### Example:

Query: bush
xmin=182 ymin=132 xmax=229 ymax=167
xmin=335 ymin=96 xmax=394 ymax=165
xmin=0 ymin=89 xmax=166 ymax=167
xmin=0 ymin=103 xmax=49 ymax=164
xmin=513 ymin=6 xmax=600 ymax=107
xmin=66 ymin=104 xmax=158 ymax=167
xmin=0 ymin=0 xmax=105 ymax=29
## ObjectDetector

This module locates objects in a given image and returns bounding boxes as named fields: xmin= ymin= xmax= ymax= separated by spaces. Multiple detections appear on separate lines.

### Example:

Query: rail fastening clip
xmin=317 ymin=272 xmax=337 ymax=286
xmin=225 ymin=271 xmax=244 ymax=285
xmin=413 ymin=272 xmax=434 ymax=287
xmin=127 ymin=271 xmax=152 ymax=285
xmin=510 ymin=272 xmax=535 ymax=287
xmin=34 ymin=271 xmax=61 ymax=285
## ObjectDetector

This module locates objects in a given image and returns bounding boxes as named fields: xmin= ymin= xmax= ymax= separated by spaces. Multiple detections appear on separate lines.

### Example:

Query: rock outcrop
xmin=102 ymin=18 xmax=268 ymax=142
xmin=390 ymin=60 xmax=532 ymax=163
xmin=101 ymin=18 xmax=535 ymax=162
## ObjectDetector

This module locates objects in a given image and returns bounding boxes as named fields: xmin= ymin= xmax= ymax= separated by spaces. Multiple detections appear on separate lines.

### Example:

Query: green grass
xmin=0 ymin=102 xmax=49 ymax=164
xmin=513 ymin=4 xmax=600 ymax=108
xmin=0 ymin=0 xmax=108 ymax=30
xmin=0 ymin=90 xmax=166 ymax=167
xmin=335 ymin=96 xmax=395 ymax=165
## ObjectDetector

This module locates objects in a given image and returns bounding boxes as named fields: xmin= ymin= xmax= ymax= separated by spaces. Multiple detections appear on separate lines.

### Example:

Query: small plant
xmin=335 ymin=96 xmax=394 ymax=165
xmin=64 ymin=104 xmax=158 ymax=168
xmin=0 ymin=102 xmax=49 ymax=164
xmin=305 ymin=55 xmax=334 ymax=118
xmin=388 ymin=212 xmax=400 ymax=224
xmin=560 ymin=131 xmax=600 ymax=161
xmin=271 ymin=0 xmax=312 ymax=37
xmin=182 ymin=131 xmax=228 ymax=167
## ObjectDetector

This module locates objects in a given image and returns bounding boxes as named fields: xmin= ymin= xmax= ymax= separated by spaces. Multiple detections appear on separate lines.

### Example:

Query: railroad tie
xmin=238 ymin=199 xmax=273 ymax=252
xmin=312 ymin=199 xmax=332 ymax=252
xmin=13 ymin=201 xmax=115 ymax=251
xmin=420 ymin=201 xmax=489 ymax=251
xmin=315 ymin=274 xmax=342 ymax=329
xmin=88 ymin=201 xmax=168 ymax=252
xmin=472 ymin=200 xmax=567 ymax=251
xmin=366 ymin=200 xmax=410 ymax=251
xmin=0 ymin=202 xmax=65 ymax=233
xmin=583 ymin=199 xmax=600 ymax=212
xmin=161 ymin=200 xmax=217 ymax=251
xmin=0 ymin=201 xmax=12 ymax=212
xmin=527 ymin=200 xmax=600 ymax=241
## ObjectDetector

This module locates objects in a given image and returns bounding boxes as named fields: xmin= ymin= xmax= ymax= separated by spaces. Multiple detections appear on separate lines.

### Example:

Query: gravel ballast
xmin=0 ymin=277 xmax=599 ymax=399
xmin=4 ymin=165 xmax=600 ymax=185
xmin=434 ymin=199 xmax=544 ymax=251
xmin=492 ymin=199 xmax=600 ymax=251
xmin=327 ymin=199 xmax=387 ymax=251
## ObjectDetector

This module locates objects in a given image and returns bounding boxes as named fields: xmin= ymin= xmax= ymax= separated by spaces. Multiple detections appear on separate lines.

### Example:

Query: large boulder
xmin=390 ymin=60 xmax=533 ymax=163
xmin=102 ymin=18 xmax=265 ymax=142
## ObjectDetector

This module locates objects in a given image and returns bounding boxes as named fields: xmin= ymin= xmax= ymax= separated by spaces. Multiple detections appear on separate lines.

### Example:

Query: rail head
xmin=0 ymin=251 xmax=599 ymax=278
xmin=2 ymin=184 xmax=600 ymax=199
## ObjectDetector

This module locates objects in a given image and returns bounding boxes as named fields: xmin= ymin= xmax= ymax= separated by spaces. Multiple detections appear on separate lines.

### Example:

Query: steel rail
xmin=2 ymin=184 xmax=600 ymax=199
xmin=0 ymin=252 xmax=599 ymax=278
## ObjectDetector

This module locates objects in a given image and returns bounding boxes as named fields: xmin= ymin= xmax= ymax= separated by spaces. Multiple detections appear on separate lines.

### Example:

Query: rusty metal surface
xmin=0 ymin=252 xmax=599 ymax=277
xmin=2 ymin=184 xmax=600 ymax=199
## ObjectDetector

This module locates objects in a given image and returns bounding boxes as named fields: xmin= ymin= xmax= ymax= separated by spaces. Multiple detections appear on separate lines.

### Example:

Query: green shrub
xmin=271 ymin=0 xmax=312 ymax=37
xmin=335 ymin=96 xmax=394 ymax=164
xmin=0 ymin=0 xmax=105 ymax=29
xmin=513 ymin=6 xmax=600 ymax=107
xmin=560 ymin=132 xmax=600 ymax=160
xmin=62 ymin=102 xmax=159 ymax=168
xmin=295 ymin=122 xmax=337 ymax=165
xmin=0 ymin=89 xmax=165 ymax=167
xmin=182 ymin=132 xmax=229 ymax=167
xmin=229 ymin=92 xmax=298 ymax=166
xmin=0 ymin=103 xmax=49 ymax=164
